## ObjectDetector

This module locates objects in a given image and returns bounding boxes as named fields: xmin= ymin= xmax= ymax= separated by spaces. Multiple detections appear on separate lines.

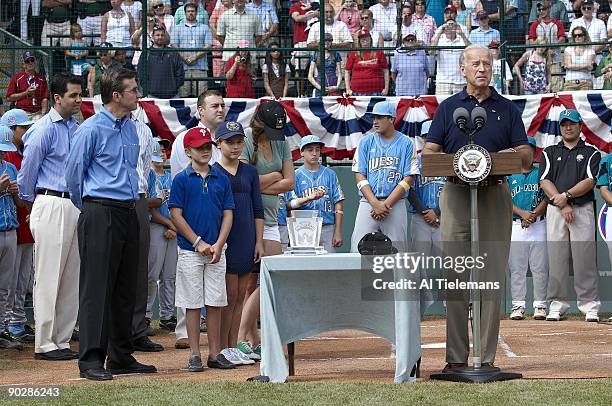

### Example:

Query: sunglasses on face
xmin=360 ymin=16 xmax=369 ymax=19
xmin=573 ymin=33 xmax=585 ymax=38
xmin=153 ymin=4 xmax=164 ymax=9
xmin=581 ymin=6 xmax=592 ymax=10
xmin=25 ymin=58 xmax=35 ymax=63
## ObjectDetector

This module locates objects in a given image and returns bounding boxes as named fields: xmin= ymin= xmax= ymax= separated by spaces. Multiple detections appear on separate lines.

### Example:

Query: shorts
xmin=175 ymin=246 xmax=228 ymax=308
xmin=263 ymin=225 xmax=280 ymax=242
xmin=291 ymin=41 xmax=310 ymax=71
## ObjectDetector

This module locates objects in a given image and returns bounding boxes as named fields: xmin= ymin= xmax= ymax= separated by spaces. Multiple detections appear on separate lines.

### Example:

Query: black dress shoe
xmin=441 ymin=362 xmax=467 ymax=373
xmin=133 ymin=336 xmax=164 ymax=352
xmin=60 ymin=348 xmax=79 ymax=359
xmin=106 ymin=361 xmax=157 ymax=375
xmin=80 ymin=368 xmax=113 ymax=381
xmin=34 ymin=349 xmax=74 ymax=361
xmin=207 ymin=353 xmax=236 ymax=369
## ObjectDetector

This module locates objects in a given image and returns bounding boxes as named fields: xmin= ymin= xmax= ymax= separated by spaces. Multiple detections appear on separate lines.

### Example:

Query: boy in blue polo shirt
xmin=169 ymin=127 xmax=235 ymax=372
xmin=287 ymin=135 xmax=345 ymax=252
xmin=0 ymin=125 xmax=21 ymax=350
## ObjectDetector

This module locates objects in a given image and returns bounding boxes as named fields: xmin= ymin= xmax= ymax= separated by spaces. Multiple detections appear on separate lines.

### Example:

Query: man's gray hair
xmin=459 ymin=44 xmax=493 ymax=67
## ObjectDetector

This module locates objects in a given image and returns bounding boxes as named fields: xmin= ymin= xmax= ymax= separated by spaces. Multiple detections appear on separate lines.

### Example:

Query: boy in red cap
xmin=169 ymin=127 xmax=235 ymax=372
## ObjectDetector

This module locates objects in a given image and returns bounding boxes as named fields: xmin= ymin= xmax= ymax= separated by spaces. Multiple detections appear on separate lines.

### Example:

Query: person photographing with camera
xmin=225 ymin=40 xmax=256 ymax=98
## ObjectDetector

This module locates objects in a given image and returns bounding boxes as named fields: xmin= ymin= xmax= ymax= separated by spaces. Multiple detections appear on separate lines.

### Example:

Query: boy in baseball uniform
xmin=287 ymin=135 xmax=344 ymax=252
xmin=596 ymin=152 xmax=612 ymax=321
xmin=507 ymin=137 xmax=549 ymax=320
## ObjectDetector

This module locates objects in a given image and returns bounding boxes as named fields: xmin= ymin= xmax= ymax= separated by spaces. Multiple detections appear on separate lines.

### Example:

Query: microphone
xmin=452 ymin=107 xmax=470 ymax=135
xmin=471 ymin=107 xmax=487 ymax=134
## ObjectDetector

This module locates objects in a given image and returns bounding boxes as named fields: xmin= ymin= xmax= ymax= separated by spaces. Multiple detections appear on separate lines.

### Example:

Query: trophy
xmin=284 ymin=210 xmax=327 ymax=255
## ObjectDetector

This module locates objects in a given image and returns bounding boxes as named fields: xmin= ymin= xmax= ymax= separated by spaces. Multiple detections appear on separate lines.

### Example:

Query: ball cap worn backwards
xmin=184 ymin=127 xmax=215 ymax=148
xmin=559 ymin=109 xmax=581 ymax=123
xmin=256 ymin=101 xmax=287 ymax=141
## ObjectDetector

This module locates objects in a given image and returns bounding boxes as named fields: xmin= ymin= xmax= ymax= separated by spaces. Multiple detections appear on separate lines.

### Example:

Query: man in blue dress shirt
xmin=17 ymin=73 xmax=83 ymax=362
xmin=66 ymin=68 xmax=156 ymax=381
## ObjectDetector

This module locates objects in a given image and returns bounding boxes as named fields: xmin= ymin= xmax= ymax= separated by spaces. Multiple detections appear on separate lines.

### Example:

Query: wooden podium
xmin=423 ymin=149 xmax=524 ymax=383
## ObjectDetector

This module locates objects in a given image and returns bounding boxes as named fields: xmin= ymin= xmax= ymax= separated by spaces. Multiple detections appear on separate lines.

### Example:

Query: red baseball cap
xmin=444 ymin=4 xmax=457 ymax=13
xmin=357 ymin=28 xmax=371 ymax=38
xmin=184 ymin=127 xmax=215 ymax=148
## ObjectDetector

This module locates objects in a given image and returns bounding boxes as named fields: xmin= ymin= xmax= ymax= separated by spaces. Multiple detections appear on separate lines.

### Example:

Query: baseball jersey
xmin=596 ymin=153 xmax=612 ymax=207
xmin=289 ymin=165 xmax=345 ymax=225
xmin=0 ymin=160 xmax=19 ymax=231
xmin=277 ymin=192 xmax=290 ymax=226
xmin=508 ymin=166 xmax=545 ymax=220
xmin=408 ymin=156 xmax=445 ymax=213
xmin=152 ymin=169 xmax=172 ymax=219
xmin=353 ymin=131 xmax=419 ymax=199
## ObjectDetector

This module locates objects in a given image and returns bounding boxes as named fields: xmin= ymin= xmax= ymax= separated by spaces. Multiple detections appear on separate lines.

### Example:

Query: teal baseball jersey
xmin=507 ymin=166 xmax=544 ymax=220
xmin=596 ymin=154 xmax=612 ymax=204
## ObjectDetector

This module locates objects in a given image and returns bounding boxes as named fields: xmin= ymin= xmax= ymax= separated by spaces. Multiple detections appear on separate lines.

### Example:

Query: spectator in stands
xmin=391 ymin=33 xmax=430 ymax=96
xmin=412 ymin=0 xmax=437 ymax=45
xmin=453 ymin=0 xmax=473 ymax=30
xmin=307 ymin=4 xmax=353 ymax=50
xmin=172 ymin=1 xmax=212 ymax=98
xmin=308 ymin=33 xmax=343 ymax=96
xmin=65 ymin=24 xmax=90 ymax=80
xmin=431 ymin=18 xmax=468 ymax=95
xmin=563 ymin=26 xmax=596 ymax=90
xmin=528 ymin=1 xmax=566 ymax=92
xmin=131 ymin=13 xmax=156 ymax=66
xmin=150 ymin=0 xmax=175 ymax=37
xmin=398 ymin=4 xmax=426 ymax=44
xmin=6 ymin=52 xmax=49 ymax=121
xmin=528 ymin=0 xmax=569 ymax=26
xmin=468 ymin=10 xmax=500 ymax=46
xmin=225 ymin=40 xmax=256 ymax=98
xmin=210 ymin=0 xmax=233 ymax=78
xmin=20 ymin=0 xmax=41 ymax=42
xmin=475 ymin=0 xmax=522 ymax=44
xmin=442 ymin=3 xmax=469 ymax=35
xmin=290 ymin=0 xmax=320 ymax=97
xmin=354 ymin=9 xmax=384 ymax=46
xmin=514 ymin=37 xmax=552 ymax=94
xmin=345 ymin=29 xmax=389 ymax=96
xmin=217 ymin=0 xmax=263 ymax=67
xmin=76 ymin=0 xmax=111 ymax=46
xmin=369 ymin=0 xmax=397 ymax=47
xmin=174 ymin=0 xmax=209 ymax=26
xmin=263 ymin=43 xmax=291 ymax=98
xmin=594 ymin=38 xmax=612 ymax=89
xmin=570 ymin=0 xmax=608 ymax=88
xmin=41 ymin=0 xmax=72 ymax=47
xmin=488 ymin=40 xmax=512 ymax=93
xmin=122 ymin=0 xmax=143 ymax=26
xmin=101 ymin=0 xmax=136 ymax=48
xmin=138 ymin=26 xmax=184 ymax=98
xmin=337 ymin=0 xmax=361 ymax=35
xmin=247 ymin=0 xmax=279 ymax=45
xmin=87 ymin=43 xmax=120 ymax=97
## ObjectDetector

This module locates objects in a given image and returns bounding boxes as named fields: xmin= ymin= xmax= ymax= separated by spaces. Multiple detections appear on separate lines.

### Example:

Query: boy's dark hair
xmin=100 ymin=68 xmax=138 ymax=104
xmin=50 ymin=73 xmax=82 ymax=98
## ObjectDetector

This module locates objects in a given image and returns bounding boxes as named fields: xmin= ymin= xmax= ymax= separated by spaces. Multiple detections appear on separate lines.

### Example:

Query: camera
xmin=240 ymin=56 xmax=247 ymax=63
xmin=310 ymin=2 xmax=320 ymax=10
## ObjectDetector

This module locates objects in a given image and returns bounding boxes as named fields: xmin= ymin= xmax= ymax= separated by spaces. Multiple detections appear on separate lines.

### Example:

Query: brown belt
xmin=447 ymin=176 xmax=506 ymax=187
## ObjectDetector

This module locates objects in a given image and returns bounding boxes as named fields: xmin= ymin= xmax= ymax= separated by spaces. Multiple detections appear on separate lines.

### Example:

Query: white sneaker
xmin=231 ymin=348 xmax=255 ymax=365
xmin=546 ymin=310 xmax=565 ymax=321
xmin=220 ymin=348 xmax=243 ymax=365
xmin=510 ymin=307 xmax=525 ymax=320
xmin=585 ymin=312 xmax=599 ymax=322
xmin=533 ymin=307 xmax=547 ymax=320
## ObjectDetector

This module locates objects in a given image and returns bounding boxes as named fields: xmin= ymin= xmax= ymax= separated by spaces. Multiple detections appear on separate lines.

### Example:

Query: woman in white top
xmin=101 ymin=0 xmax=135 ymax=48
xmin=122 ymin=0 xmax=143 ymax=27
xmin=150 ymin=0 xmax=174 ymax=38
xmin=563 ymin=26 xmax=596 ymax=91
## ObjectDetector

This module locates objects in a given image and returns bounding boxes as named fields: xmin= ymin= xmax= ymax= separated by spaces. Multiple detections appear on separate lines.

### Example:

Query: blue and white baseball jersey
xmin=289 ymin=166 xmax=345 ymax=225
xmin=507 ymin=166 xmax=544 ymax=220
xmin=0 ymin=160 xmax=18 ymax=231
xmin=596 ymin=154 xmax=612 ymax=207
xmin=152 ymin=169 xmax=172 ymax=219
xmin=353 ymin=131 xmax=419 ymax=199
xmin=408 ymin=155 xmax=445 ymax=213
xmin=277 ymin=192 xmax=290 ymax=226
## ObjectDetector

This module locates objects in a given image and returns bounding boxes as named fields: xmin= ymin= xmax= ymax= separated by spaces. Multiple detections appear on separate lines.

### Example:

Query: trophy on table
xmin=284 ymin=210 xmax=327 ymax=255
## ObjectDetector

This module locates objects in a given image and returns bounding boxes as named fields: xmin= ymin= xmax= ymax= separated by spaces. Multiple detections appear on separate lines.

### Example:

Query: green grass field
xmin=3 ymin=379 xmax=611 ymax=405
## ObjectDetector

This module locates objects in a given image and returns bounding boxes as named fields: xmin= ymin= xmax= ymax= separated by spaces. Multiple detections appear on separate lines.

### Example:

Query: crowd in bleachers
xmin=2 ymin=0 xmax=612 ymax=100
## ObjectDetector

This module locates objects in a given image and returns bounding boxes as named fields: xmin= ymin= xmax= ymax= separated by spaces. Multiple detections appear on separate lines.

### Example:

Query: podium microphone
xmin=471 ymin=107 xmax=487 ymax=134
xmin=452 ymin=107 xmax=470 ymax=136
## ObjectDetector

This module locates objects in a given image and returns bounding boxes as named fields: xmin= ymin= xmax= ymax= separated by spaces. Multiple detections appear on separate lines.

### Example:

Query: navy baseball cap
xmin=371 ymin=101 xmax=396 ymax=118
xmin=559 ymin=109 xmax=581 ymax=123
xmin=300 ymin=135 xmax=325 ymax=150
xmin=216 ymin=121 xmax=246 ymax=140
xmin=1 ymin=109 xmax=34 ymax=127
xmin=22 ymin=51 xmax=35 ymax=62
xmin=0 ymin=125 xmax=17 ymax=152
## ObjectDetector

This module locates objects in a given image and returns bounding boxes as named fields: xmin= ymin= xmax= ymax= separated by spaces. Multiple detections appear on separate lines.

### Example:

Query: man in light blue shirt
xmin=171 ymin=2 xmax=212 ymax=98
xmin=65 ymin=68 xmax=156 ymax=381
xmin=468 ymin=10 xmax=500 ymax=47
xmin=246 ymin=0 xmax=279 ymax=42
xmin=17 ymin=73 xmax=83 ymax=362
xmin=391 ymin=34 xmax=431 ymax=96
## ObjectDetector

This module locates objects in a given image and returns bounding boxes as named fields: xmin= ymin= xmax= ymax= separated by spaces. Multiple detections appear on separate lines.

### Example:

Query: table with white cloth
xmin=259 ymin=253 xmax=428 ymax=383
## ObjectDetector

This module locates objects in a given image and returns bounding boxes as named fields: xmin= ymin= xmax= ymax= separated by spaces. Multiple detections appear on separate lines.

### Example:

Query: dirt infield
xmin=1 ymin=319 xmax=611 ymax=385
